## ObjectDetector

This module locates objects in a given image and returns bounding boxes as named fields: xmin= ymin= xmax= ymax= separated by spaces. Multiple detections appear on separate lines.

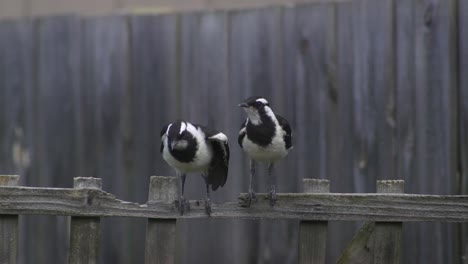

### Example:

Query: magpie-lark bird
xmin=238 ymin=96 xmax=292 ymax=207
xmin=160 ymin=120 xmax=230 ymax=216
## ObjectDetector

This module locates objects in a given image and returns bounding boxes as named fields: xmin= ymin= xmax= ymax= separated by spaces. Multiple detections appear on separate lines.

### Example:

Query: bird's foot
xmin=175 ymin=197 xmax=190 ymax=215
xmin=204 ymin=198 xmax=212 ymax=216
xmin=269 ymin=187 xmax=277 ymax=207
xmin=246 ymin=190 xmax=257 ymax=207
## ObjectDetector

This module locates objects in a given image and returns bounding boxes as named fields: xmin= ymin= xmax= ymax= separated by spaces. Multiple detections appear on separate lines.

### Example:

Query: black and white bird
xmin=160 ymin=120 xmax=230 ymax=215
xmin=238 ymin=96 xmax=292 ymax=207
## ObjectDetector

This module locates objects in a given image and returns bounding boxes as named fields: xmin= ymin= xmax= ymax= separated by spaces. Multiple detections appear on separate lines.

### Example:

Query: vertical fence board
xmin=460 ymin=0 xmax=468 ymax=262
xmin=230 ymin=7 xmax=293 ymax=264
xmin=69 ymin=177 xmax=101 ymax=264
xmin=331 ymin=2 xmax=363 ymax=262
xmin=299 ymin=179 xmax=329 ymax=264
xmin=0 ymin=175 xmax=19 ymax=264
xmin=83 ymin=16 xmax=132 ymax=264
xmin=394 ymin=0 xmax=420 ymax=263
xmin=145 ymin=176 xmax=178 ymax=264
xmin=179 ymin=11 xmax=239 ymax=264
xmin=129 ymin=14 xmax=180 ymax=264
xmin=373 ymin=180 xmax=404 ymax=264
xmin=413 ymin=0 xmax=459 ymax=263
xmin=34 ymin=15 xmax=82 ymax=264
xmin=0 ymin=20 xmax=34 ymax=264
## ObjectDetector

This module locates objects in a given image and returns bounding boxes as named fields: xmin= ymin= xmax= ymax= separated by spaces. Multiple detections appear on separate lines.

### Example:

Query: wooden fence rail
xmin=0 ymin=175 xmax=467 ymax=264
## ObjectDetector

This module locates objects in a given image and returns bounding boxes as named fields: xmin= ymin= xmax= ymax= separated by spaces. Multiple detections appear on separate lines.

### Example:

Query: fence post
xmin=299 ymin=179 xmax=330 ymax=264
xmin=0 ymin=175 xmax=20 ymax=264
xmin=69 ymin=177 xmax=101 ymax=264
xmin=145 ymin=176 xmax=178 ymax=264
xmin=374 ymin=180 xmax=404 ymax=264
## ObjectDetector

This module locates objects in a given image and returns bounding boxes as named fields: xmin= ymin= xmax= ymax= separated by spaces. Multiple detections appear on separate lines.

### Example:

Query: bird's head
xmin=238 ymin=96 xmax=271 ymax=124
xmin=162 ymin=120 xmax=190 ymax=150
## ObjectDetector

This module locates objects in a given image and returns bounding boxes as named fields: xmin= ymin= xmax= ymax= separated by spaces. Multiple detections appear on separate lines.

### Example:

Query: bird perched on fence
xmin=160 ymin=120 xmax=229 ymax=216
xmin=238 ymin=96 xmax=292 ymax=207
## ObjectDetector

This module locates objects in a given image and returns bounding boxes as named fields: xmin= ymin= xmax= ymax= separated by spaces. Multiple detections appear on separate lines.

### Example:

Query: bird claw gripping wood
xmin=269 ymin=186 xmax=277 ymax=207
xmin=246 ymin=191 xmax=257 ymax=207
xmin=175 ymin=197 xmax=190 ymax=215
xmin=204 ymin=198 xmax=212 ymax=216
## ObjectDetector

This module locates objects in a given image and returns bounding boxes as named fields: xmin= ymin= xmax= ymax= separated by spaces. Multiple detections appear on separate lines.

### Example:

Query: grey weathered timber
xmin=0 ymin=176 xmax=19 ymax=264
xmin=299 ymin=179 xmax=329 ymax=264
xmin=69 ymin=177 xmax=101 ymax=264
xmin=336 ymin=222 xmax=375 ymax=264
xmin=460 ymin=0 xmax=468 ymax=262
xmin=331 ymin=2 xmax=362 ymax=262
xmin=36 ymin=15 xmax=82 ymax=264
xmin=145 ymin=176 xmax=178 ymax=264
xmin=373 ymin=180 xmax=403 ymax=264
xmin=337 ymin=180 xmax=404 ymax=264
xmin=0 ymin=186 xmax=465 ymax=221
xmin=83 ymin=15 xmax=134 ymax=264
xmin=230 ymin=7 xmax=287 ymax=264
xmin=179 ymin=11 xmax=240 ymax=264
xmin=413 ymin=0 xmax=459 ymax=263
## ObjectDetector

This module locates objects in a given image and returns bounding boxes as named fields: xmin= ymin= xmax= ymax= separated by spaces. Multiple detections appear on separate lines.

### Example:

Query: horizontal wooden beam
xmin=0 ymin=186 xmax=466 ymax=222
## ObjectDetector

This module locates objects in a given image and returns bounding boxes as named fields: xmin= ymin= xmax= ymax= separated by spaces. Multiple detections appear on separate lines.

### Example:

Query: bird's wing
xmin=275 ymin=114 xmax=293 ymax=150
xmin=160 ymin=123 xmax=170 ymax=153
xmin=201 ymin=126 xmax=230 ymax=191
xmin=238 ymin=120 xmax=247 ymax=149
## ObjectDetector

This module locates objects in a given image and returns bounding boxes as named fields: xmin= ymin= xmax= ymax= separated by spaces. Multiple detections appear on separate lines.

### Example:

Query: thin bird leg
xmin=177 ymin=173 xmax=190 ymax=215
xmin=247 ymin=159 xmax=257 ymax=207
xmin=268 ymin=162 xmax=277 ymax=207
xmin=202 ymin=176 xmax=212 ymax=216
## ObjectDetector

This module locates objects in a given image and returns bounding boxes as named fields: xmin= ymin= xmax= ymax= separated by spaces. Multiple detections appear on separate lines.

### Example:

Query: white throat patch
xmin=244 ymin=107 xmax=262 ymax=125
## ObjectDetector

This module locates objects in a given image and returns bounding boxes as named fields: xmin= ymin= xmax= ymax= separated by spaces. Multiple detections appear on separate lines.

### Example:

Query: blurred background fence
xmin=0 ymin=0 xmax=466 ymax=263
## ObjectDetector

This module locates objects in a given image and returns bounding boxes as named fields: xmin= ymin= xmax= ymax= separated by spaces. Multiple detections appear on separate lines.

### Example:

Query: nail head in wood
xmin=303 ymin=178 xmax=330 ymax=193
xmin=148 ymin=176 xmax=178 ymax=203
xmin=73 ymin=177 xmax=102 ymax=190
xmin=0 ymin=175 xmax=20 ymax=187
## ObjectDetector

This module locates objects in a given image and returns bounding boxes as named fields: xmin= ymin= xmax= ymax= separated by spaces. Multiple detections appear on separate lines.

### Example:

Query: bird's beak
xmin=238 ymin=103 xmax=248 ymax=108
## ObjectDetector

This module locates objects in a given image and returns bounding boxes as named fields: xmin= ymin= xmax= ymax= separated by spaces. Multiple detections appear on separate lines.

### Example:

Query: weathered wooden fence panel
xmin=0 ymin=0 xmax=465 ymax=263
xmin=460 ymin=0 xmax=468 ymax=261
xmin=412 ymin=0 xmax=459 ymax=263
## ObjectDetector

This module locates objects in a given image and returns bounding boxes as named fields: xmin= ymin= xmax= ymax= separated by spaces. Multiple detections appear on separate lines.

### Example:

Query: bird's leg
xmin=202 ymin=176 xmax=212 ymax=216
xmin=268 ymin=162 xmax=277 ymax=207
xmin=247 ymin=159 xmax=257 ymax=207
xmin=176 ymin=173 xmax=190 ymax=215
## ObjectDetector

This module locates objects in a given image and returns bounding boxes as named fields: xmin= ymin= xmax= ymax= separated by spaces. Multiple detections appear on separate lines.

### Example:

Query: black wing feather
xmin=275 ymin=114 xmax=292 ymax=150
xmin=198 ymin=125 xmax=230 ymax=191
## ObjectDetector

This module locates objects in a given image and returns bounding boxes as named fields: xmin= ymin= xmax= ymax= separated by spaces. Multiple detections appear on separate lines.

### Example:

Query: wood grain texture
xmin=299 ymin=179 xmax=329 ymax=264
xmin=373 ymin=180 xmax=403 ymax=264
xmin=0 ymin=186 xmax=464 ymax=222
xmin=82 ymin=15 xmax=133 ymax=264
xmin=35 ymin=15 xmax=82 ymax=264
xmin=413 ymin=0 xmax=459 ymax=263
xmin=0 ymin=176 xmax=19 ymax=264
xmin=460 ymin=0 xmax=468 ymax=262
xmin=129 ymin=14 xmax=180 ymax=264
xmin=145 ymin=176 xmax=177 ymax=264
xmin=69 ymin=178 xmax=101 ymax=264
xmin=229 ymin=7 xmax=288 ymax=264
xmin=336 ymin=222 xmax=375 ymax=264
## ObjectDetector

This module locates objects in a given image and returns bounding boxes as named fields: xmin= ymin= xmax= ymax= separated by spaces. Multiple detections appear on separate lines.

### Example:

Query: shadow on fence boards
xmin=0 ymin=0 xmax=466 ymax=262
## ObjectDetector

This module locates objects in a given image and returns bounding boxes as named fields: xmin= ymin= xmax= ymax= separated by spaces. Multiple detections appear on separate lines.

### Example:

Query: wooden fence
xmin=0 ymin=174 xmax=467 ymax=264
xmin=0 ymin=0 xmax=467 ymax=263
